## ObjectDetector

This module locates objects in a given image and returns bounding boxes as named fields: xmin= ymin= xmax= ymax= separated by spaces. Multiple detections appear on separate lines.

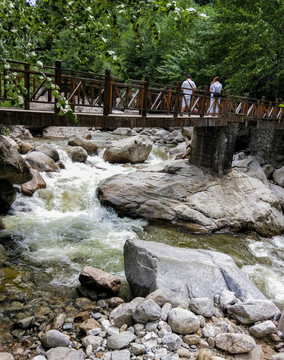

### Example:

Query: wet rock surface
xmin=98 ymin=159 xmax=284 ymax=236
xmin=79 ymin=266 xmax=121 ymax=296
xmin=21 ymin=168 xmax=46 ymax=196
xmin=0 ymin=135 xmax=32 ymax=184
xmin=67 ymin=135 xmax=98 ymax=155
xmin=25 ymin=152 xmax=60 ymax=173
xmin=123 ymin=239 xmax=267 ymax=306
xmin=103 ymin=135 xmax=153 ymax=164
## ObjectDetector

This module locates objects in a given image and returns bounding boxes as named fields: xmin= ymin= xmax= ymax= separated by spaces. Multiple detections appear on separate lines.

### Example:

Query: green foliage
xmin=197 ymin=0 xmax=284 ymax=99
xmin=35 ymin=61 xmax=78 ymax=125
xmin=0 ymin=0 xmax=282 ymax=101
xmin=2 ymin=61 xmax=27 ymax=107
xmin=0 ymin=124 xmax=9 ymax=135
xmin=111 ymin=0 xmax=203 ymax=83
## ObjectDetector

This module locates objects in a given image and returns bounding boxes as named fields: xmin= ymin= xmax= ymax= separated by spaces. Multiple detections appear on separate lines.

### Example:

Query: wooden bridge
xmin=1 ymin=59 xmax=283 ymax=175
xmin=0 ymin=59 xmax=283 ymax=130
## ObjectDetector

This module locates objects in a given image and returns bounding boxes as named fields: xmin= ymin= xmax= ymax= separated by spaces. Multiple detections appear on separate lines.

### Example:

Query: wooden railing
xmin=1 ymin=59 xmax=283 ymax=122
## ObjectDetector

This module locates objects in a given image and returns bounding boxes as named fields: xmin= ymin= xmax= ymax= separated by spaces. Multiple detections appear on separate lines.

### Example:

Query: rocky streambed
xmin=1 ymin=246 xmax=284 ymax=360
xmin=0 ymin=125 xmax=284 ymax=360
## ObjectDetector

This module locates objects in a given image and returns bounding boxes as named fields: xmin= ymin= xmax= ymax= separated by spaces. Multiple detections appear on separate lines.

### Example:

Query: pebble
xmin=0 ymin=290 xmax=282 ymax=360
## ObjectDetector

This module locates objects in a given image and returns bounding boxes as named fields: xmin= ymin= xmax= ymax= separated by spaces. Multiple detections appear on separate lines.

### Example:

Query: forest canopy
xmin=0 ymin=0 xmax=283 ymax=100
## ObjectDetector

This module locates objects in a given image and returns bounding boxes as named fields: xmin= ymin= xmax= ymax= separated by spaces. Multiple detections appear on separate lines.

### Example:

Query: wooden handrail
xmin=1 ymin=59 xmax=283 ymax=122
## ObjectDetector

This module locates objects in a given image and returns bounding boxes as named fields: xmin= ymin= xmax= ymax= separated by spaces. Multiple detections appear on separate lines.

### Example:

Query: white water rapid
xmin=3 ymin=141 xmax=151 ymax=289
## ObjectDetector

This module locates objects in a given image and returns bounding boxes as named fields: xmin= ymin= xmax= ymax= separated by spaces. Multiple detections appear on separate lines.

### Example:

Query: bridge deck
xmin=1 ymin=108 xmax=283 ymax=130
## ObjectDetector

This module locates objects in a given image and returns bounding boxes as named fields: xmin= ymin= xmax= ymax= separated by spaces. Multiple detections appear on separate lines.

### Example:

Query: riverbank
xmin=0 ymin=285 xmax=283 ymax=360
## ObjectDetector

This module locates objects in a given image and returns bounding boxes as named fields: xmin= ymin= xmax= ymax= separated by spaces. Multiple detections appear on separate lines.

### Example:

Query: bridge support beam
xmin=189 ymin=123 xmax=238 ymax=175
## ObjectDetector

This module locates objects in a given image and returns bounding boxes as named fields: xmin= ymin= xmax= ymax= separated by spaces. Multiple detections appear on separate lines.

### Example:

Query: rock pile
xmin=1 ymin=288 xmax=283 ymax=360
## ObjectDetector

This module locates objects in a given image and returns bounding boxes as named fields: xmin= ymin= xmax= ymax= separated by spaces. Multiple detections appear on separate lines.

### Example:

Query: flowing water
xmin=0 ymin=133 xmax=284 ymax=337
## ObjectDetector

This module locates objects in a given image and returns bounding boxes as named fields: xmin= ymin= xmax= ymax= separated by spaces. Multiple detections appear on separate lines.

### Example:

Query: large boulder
xmin=0 ymin=218 xmax=5 ymax=230
xmin=271 ymin=183 xmax=284 ymax=212
xmin=103 ymin=135 xmax=152 ymax=164
xmin=35 ymin=143 xmax=60 ymax=162
xmin=68 ymin=135 xmax=98 ymax=155
xmin=0 ymin=135 xmax=32 ymax=184
xmin=273 ymin=166 xmax=284 ymax=187
xmin=3 ymin=136 xmax=20 ymax=152
xmin=124 ymin=239 xmax=267 ymax=307
xmin=112 ymin=128 xmax=134 ymax=136
xmin=42 ymin=126 xmax=91 ymax=139
xmin=25 ymin=151 xmax=60 ymax=173
xmin=168 ymin=142 xmax=187 ymax=159
xmin=21 ymin=169 xmax=46 ymax=196
xmin=98 ymin=159 xmax=284 ymax=236
xmin=69 ymin=146 xmax=88 ymax=163
xmin=18 ymin=141 xmax=33 ymax=154
xmin=0 ymin=180 xmax=17 ymax=213
xmin=7 ymin=125 xmax=33 ymax=140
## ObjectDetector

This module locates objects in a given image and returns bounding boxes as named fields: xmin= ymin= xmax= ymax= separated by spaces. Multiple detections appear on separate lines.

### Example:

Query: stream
xmin=0 ymin=132 xmax=283 ymax=340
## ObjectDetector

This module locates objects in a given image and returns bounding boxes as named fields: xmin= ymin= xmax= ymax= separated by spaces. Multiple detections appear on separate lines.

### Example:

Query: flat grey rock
xmin=124 ymin=239 xmax=267 ymax=306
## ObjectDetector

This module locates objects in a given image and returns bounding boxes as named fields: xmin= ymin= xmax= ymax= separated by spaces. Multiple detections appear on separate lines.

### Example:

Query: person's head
xmin=187 ymin=74 xmax=192 ymax=79
xmin=211 ymin=76 xmax=220 ymax=83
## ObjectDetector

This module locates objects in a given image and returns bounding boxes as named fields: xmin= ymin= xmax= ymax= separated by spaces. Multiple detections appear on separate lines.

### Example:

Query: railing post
xmin=174 ymin=81 xmax=181 ymax=118
xmin=274 ymin=97 xmax=279 ymax=119
xmin=3 ymin=69 xmax=8 ymax=99
xmin=82 ymin=81 xmax=85 ymax=105
xmin=125 ymin=86 xmax=130 ymax=110
xmin=200 ymin=86 xmax=208 ymax=117
xmin=48 ymin=88 xmax=52 ymax=103
xmin=24 ymin=64 xmax=30 ymax=110
xmin=225 ymin=90 xmax=230 ymax=115
xmin=112 ymin=83 xmax=116 ymax=109
xmin=167 ymin=86 xmax=172 ymax=114
xmin=260 ymin=96 xmax=265 ymax=118
xmin=256 ymin=99 xmax=260 ymax=118
xmin=104 ymin=69 xmax=111 ymax=116
xmin=243 ymin=93 xmax=249 ymax=115
xmin=70 ymin=71 xmax=76 ymax=112
xmin=142 ymin=75 xmax=150 ymax=117
xmin=54 ymin=60 xmax=61 ymax=113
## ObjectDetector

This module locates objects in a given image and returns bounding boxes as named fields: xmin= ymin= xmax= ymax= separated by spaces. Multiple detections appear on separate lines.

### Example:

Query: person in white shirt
xmin=180 ymin=74 xmax=197 ymax=116
xmin=209 ymin=76 xmax=222 ymax=115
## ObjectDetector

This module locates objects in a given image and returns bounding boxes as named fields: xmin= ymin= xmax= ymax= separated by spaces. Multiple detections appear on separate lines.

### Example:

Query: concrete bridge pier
xmin=189 ymin=123 xmax=239 ymax=175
